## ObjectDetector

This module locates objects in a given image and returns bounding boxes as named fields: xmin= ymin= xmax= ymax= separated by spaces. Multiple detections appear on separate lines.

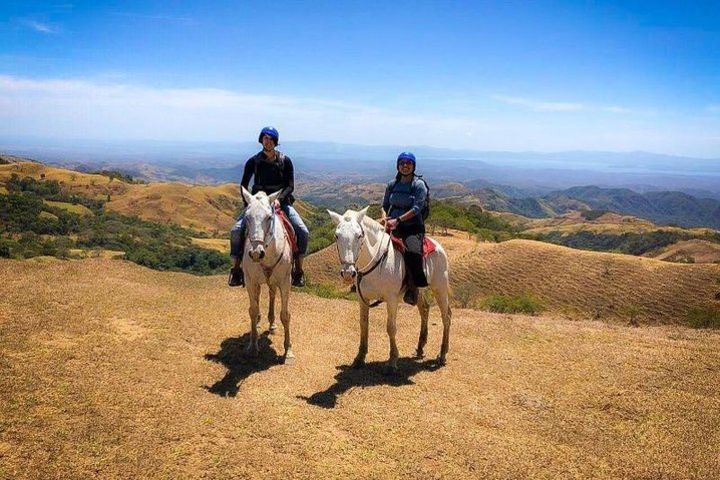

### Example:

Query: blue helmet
xmin=258 ymin=126 xmax=279 ymax=145
xmin=396 ymin=151 xmax=416 ymax=169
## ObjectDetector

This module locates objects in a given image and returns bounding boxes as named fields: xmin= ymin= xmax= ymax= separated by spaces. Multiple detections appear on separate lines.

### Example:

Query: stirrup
xmin=228 ymin=267 xmax=244 ymax=287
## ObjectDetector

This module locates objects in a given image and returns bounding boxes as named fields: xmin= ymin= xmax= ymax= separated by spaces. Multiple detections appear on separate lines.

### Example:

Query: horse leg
xmin=268 ymin=285 xmax=277 ymax=333
xmin=352 ymin=302 xmax=370 ymax=368
xmin=416 ymin=292 xmax=430 ymax=358
xmin=432 ymin=285 xmax=452 ymax=365
xmin=385 ymin=299 xmax=400 ymax=373
xmin=245 ymin=282 xmax=261 ymax=357
xmin=279 ymin=281 xmax=295 ymax=365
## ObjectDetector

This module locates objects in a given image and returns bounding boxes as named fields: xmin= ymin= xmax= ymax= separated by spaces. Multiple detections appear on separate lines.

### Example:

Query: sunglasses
xmin=398 ymin=160 xmax=414 ymax=166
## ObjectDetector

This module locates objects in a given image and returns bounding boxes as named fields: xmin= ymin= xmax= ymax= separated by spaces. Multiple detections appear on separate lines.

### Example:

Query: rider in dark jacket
xmin=380 ymin=151 xmax=429 ymax=305
xmin=228 ymin=127 xmax=309 ymax=287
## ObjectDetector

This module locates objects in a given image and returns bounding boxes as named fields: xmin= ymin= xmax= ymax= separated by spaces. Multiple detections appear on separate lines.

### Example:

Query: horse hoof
xmin=269 ymin=324 xmax=277 ymax=334
xmin=436 ymin=355 xmax=446 ymax=366
xmin=415 ymin=349 xmax=425 ymax=359
xmin=283 ymin=355 xmax=296 ymax=366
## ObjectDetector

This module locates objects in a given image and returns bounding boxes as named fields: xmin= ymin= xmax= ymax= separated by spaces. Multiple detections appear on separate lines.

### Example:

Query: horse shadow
xmin=298 ymin=357 xmax=443 ymax=409
xmin=203 ymin=331 xmax=280 ymax=397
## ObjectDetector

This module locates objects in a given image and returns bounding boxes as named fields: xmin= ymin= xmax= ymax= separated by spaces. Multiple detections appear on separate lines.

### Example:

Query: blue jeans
xmin=230 ymin=204 xmax=309 ymax=258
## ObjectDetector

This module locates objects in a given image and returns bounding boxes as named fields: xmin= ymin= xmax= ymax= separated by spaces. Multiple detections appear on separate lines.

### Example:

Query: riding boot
xmin=291 ymin=256 xmax=305 ymax=287
xmin=403 ymin=274 xmax=418 ymax=306
xmin=228 ymin=232 xmax=245 ymax=287
xmin=228 ymin=266 xmax=244 ymax=287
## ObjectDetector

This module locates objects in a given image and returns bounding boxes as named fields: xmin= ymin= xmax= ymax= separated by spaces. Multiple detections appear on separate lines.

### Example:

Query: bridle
xmin=336 ymin=221 xmax=392 ymax=308
xmin=248 ymin=204 xmax=287 ymax=279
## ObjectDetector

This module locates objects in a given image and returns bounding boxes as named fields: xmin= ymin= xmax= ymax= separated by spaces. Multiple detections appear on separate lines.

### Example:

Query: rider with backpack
xmin=228 ymin=126 xmax=309 ymax=287
xmin=380 ymin=151 xmax=430 ymax=306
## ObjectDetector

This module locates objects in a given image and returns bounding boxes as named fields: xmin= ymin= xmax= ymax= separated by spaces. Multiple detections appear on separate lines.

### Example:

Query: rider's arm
xmin=240 ymin=158 xmax=254 ymax=206
xmin=277 ymin=157 xmax=294 ymax=204
xmin=399 ymin=180 xmax=427 ymax=223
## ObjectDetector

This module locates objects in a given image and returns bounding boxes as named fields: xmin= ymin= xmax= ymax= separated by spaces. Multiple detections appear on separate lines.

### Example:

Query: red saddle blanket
xmin=390 ymin=235 xmax=436 ymax=259
xmin=275 ymin=206 xmax=299 ymax=256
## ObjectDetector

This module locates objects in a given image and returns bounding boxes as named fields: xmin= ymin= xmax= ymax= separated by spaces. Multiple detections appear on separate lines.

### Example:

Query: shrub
xmin=300 ymin=282 xmax=353 ymax=300
xmin=687 ymin=307 xmax=720 ymax=329
xmin=479 ymin=293 xmax=545 ymax=315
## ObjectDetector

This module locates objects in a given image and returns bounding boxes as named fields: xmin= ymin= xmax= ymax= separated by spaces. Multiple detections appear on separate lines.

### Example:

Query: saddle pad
xmin=275 ymin=206 xmax=299 ymax=255
xmin=390 ymin=235 xmax=436 ymax=259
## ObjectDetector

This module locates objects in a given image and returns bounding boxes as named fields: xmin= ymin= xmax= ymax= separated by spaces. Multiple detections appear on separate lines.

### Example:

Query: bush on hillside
xmin=479 ymin=293 xmax=545 ymax=315
xmin=687 ymin=307 xmax=720 ymax=329
xmin=541 ymin=230 xmax=691 ymax=256
xmin=580 ymin=209 xmax=610 ymax=221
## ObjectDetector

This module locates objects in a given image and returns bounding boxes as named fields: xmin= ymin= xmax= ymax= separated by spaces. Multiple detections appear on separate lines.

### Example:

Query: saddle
xmin=275 ymin=206 xmax=299 ymax=256
xmin=389 ymin=235 xmax=436 ymax=259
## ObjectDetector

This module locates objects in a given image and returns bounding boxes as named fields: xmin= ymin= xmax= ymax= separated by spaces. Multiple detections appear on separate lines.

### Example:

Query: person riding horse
xmin=229 ymin=126 xmax=309 ymax=287
xmin=380 ymin=151 xmax=429 ymax=305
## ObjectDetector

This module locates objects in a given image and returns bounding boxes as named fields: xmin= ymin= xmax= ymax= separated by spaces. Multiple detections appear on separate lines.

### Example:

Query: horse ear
xmin=327 ymin=210 xmax=344 ymax=226
xmin=267 ymin=189 xmax=282 ymax=205
xmin=356 ymin=206 xmax=369 ymax=224
xmin=241 ymin=186 xmax=253 ymax=205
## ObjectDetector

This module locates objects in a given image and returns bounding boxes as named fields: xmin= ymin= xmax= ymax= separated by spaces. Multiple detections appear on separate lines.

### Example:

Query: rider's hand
xmin=272 ymin=199 xmax=280 ymax=208
xmin=385 ymin=218 xmax=399 ymax=232
xmin=379 ymin=216 xmax=386 ymax=226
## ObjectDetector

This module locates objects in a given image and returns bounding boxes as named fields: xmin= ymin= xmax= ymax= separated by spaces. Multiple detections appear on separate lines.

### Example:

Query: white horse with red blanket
xmin=241 ymin=187 xmax=296 ymax=364
xmin=328 ymin=207 xmax=452 ymax=372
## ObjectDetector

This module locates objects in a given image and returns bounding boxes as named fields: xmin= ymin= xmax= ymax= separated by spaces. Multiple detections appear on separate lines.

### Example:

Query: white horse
xmin=241 ymin=187 xmax=295 ymax=364
xmin=328 ymin=207 xmax=452 ymax=372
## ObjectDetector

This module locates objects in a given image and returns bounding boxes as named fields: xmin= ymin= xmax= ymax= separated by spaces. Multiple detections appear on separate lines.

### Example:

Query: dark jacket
xmin=241 ymin=150 xmax=295 ymax=206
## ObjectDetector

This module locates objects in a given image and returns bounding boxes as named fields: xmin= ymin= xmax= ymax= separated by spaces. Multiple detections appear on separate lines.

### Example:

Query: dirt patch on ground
xmin=1 ymin=258 xmax=719 ymax=479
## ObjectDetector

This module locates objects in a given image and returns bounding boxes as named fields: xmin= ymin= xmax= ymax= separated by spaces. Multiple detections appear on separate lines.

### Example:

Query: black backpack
xmin=390 ymin=175 xmax=430 ymax=220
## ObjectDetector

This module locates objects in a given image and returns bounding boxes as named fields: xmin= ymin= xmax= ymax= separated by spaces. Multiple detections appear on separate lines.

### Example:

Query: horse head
xmin=241 ymin=186 xmax=282 ymax=262
xmin=328 ymin=206 xmax=369 ymax=284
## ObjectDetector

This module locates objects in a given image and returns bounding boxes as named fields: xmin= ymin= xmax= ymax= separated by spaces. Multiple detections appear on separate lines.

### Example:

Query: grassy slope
xmin=647 ymin=239 xmax=720 ymax=264
xmin=0 ymin=162 xmax=240 ymax=233
xmin=1 ymin=258 xmax=719 ymax=479
xmin=305 ymin=231 xmax=720 ymax=324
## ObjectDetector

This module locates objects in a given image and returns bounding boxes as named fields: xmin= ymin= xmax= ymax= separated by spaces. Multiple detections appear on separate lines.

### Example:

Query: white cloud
xmin=601 ymin=106 xmax=633 ymax=114
xmin=0 ymin=75 xmax=718 ymax=156
xmin=20 ymin=20 xmax=60 ymax=34
xmin=491 ymin=94 xmax=635 ymax=115
xmin=491 ymin=95 xmax=585 ymax=112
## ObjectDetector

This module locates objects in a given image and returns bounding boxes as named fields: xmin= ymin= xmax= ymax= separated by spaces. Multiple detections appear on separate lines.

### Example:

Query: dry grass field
xmin=449 ymin=239 xmax=720 ymax=324
xmin=306 ymin=232 xmax=720 ymax=325
xmin=520 ymin=211 xmax=714 ymax=236
xmin=1 ymin=258 xmax=719 ymax=479
xmin=191 ymin=237 xmax=231 ymax=254
xmin=646 ymin=239 xmax=720 ymax=264
xmin=0 ymin=162 xmax=240 ymax=233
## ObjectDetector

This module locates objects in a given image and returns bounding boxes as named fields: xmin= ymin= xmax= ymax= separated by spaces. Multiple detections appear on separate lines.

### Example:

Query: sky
xmin=1 ymin=0 xmax=719 ymax=157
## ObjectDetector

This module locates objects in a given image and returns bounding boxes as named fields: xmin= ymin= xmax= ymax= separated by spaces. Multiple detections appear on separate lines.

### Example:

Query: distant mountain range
xmin=2 ymin=138 xmax=720 ymax=195
xmin=3 ymin=139 xmax=720 ymax=229
xmin=440 ymin=185 xmax=720 ymax=229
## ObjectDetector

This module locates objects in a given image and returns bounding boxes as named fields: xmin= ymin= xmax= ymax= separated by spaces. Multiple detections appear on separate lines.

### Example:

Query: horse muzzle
xmin=339 ymin=265 xmax=357 ymax=284
xmin=248 ymin=246 xmax=266 ymax=262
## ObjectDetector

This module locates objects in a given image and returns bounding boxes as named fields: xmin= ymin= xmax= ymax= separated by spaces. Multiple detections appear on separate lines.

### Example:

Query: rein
xmin=249 ymin=204 xmax=289 ymax=279
xmin=339 ymin=223 xmax=392 ymax=308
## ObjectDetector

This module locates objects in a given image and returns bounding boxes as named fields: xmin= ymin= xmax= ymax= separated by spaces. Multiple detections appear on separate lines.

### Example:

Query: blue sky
xmin=1 ymin=0 xmax=719 ymax=157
